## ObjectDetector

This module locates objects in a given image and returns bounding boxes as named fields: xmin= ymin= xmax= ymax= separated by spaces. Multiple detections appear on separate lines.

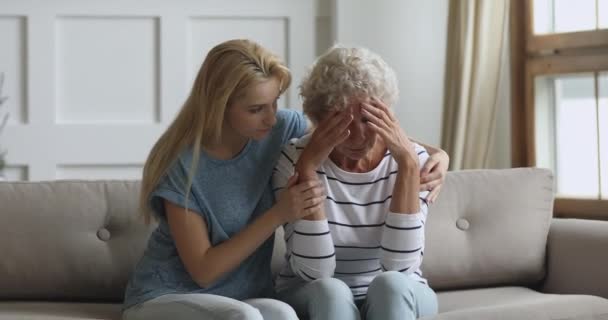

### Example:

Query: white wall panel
xmin=0 ymin=16 xmax=27 ymax=124
xmin=55 ymin=17 xmax=159 ymax=123
xmin=3 ymin=165 xmax=28 ymax=181
xmin=0 ymin=0 xmax=315 ymax=181
xmin=188 ymin=17 xmax=288 ymax=106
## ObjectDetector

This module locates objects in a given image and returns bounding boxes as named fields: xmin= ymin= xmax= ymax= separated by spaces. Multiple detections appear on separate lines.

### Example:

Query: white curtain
xmin=441 ymin=0 xmax=511 ymax=170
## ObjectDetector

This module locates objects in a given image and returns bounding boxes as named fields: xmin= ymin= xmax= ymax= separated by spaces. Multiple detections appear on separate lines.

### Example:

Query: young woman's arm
xmin=410 ymin=139 xmax=449 ymax=203
xmin=166 ymin=177 xmax=325 ymax=288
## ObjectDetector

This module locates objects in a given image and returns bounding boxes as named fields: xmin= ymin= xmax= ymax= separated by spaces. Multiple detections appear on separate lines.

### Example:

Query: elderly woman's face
xmin=333 ymin=100 xmax=378 ymax=160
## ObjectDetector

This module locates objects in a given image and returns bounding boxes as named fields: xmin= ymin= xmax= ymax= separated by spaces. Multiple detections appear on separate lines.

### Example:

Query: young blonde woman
xmin=122 ymin=39 xmax=448 ymax=320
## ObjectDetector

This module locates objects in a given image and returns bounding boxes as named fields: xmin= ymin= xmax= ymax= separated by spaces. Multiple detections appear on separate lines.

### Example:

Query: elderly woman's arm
xmin=273 ymin=144 xmax=337 ymax=280
xmin=294 ymin=112 xmax=353 ymax=220
xmin=379 ymin=145 xmax=429 ymax=272
xmin=361 ymin=99 xmax=427 ymax=272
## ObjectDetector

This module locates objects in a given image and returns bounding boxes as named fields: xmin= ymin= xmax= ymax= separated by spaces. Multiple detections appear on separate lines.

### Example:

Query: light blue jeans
xmin=122 ymin=293 xmax=298 ymax=320
xmin=279 ymin=271 xmax=438 ymax=320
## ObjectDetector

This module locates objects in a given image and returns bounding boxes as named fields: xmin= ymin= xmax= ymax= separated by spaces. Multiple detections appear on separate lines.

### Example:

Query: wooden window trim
xmin=526 ymin=54 xmax=608 ymax=76
xmin=524 ymin=0 xmax=608 ymax=52
xmin=511 ymin=0 xmax=528 ymax=167
xmin=528 ymin=29 xmax=608 ymax=53
xmin=555 ymin=199 xmax=608 ymax=220
xmin=513 ymin=0 xmax=608 ymax=220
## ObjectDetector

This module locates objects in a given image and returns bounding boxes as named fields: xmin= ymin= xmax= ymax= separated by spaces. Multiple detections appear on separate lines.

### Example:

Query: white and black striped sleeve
xmin=272 ymin=144 xmax=298 ymax=198
xmin=287 ymin=219 xmax=336 ymax=281
xmin=379 ymin=143 xmax=430 ymax=272
xmin=379 ymin=207 xmax=427 ymax=273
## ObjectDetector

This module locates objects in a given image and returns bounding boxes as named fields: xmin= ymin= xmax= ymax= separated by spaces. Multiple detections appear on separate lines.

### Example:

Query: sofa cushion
xmin=0 ymin=302 xmax=121 ymax=320
xmin=428 ymin=286 xmax=608 ymax=320
xmin=0 ymin=181 xmax=156 ymax=301
xmin=421 ymin=168 xmax=554 ymax=290
xmin=543 ymin=218 xmax=608 ymax=299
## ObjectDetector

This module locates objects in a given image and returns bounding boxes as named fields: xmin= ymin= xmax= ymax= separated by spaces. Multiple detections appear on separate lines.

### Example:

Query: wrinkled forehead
xmin=346 ymin=96 xmax=374 ymax=114
xmin=336 ymin=95 xmax=370 ymax=112
xmin=316 ymin=96 xmax=366 ymax=122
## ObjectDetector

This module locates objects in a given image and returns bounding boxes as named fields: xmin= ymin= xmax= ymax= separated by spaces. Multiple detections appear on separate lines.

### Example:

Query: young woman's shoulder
xmin=275 ymin=108 xmax=307 ymax=143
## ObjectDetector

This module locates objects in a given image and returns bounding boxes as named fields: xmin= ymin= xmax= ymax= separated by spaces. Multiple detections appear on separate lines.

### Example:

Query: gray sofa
xmin=1 ymin=168 xmax=608 ymax=319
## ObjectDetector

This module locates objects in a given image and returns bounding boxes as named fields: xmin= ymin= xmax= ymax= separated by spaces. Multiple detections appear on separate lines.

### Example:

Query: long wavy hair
xmin=139 ymin=39 xmax=291 ymax=223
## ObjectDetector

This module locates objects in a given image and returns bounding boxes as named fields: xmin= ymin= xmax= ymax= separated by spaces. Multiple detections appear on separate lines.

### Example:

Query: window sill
xmin=554 ymin=198 xmax=608 ymax=221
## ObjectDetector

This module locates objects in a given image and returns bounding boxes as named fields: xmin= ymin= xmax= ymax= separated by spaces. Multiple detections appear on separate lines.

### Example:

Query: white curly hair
xmin=300 ymin=45 xmax=399 ymax=123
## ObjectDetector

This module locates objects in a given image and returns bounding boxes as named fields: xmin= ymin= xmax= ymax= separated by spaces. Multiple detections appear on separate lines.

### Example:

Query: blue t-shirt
xmin=123 ymin=109 xmax=307 ymax=309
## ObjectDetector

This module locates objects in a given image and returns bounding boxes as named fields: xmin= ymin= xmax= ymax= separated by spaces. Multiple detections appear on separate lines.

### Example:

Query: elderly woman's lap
xmin=362 ymin=271 xmax=438 ymax=320
xmin=278 ymin=273 xmax=437 ymax=320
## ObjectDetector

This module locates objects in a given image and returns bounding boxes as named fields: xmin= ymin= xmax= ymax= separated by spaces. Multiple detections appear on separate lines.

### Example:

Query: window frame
xmin=511 ymin=0 xmax=608 ymax=220
xmin=528 ymin=30 xmax=608 ymax=52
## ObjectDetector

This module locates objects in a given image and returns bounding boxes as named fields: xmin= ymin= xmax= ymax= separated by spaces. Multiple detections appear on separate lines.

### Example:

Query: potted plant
xmin=0 ymin=73 xmax=8 ymax=179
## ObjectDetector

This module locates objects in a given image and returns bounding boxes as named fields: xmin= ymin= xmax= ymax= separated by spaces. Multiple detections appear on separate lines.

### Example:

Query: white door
xmin=0 ymin=0 xmax=314 ymax=181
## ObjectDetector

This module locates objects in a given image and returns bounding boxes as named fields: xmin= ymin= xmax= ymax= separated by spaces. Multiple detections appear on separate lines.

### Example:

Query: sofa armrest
xmin=542 ymin=218 xmax=608 ymax=299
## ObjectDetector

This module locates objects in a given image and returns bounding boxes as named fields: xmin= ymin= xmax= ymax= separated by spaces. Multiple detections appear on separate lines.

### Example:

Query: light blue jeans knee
xmin=122 ymin=293 xmax=298 ymax=320
xmin=279 ymin=278 xmax=360 ymax=320
xmin=362 ymin=271 xmax=438 ymax=320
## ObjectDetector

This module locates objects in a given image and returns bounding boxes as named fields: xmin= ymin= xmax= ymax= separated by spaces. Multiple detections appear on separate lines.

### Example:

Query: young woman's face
xmin=226 ymin=76 xmax=281 ymax=141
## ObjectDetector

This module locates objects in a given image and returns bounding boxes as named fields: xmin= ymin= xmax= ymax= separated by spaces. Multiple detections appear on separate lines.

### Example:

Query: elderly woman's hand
xmin=360 ymin=98 xmax=418 ymax=167
xmin=362 ymin=98 xmax=450 ymax=204
xmin=296 ymin=111 xmax=353 ymax=178
xmin=420 ymin=150 xmax=449 ymax=204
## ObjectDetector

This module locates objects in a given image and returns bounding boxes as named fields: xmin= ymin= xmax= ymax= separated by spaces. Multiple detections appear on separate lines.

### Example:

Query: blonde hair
xmin=300 ymin=45 xmax=398 ymax=123
xmin=140 ymin=39 xmax=291 ymax=223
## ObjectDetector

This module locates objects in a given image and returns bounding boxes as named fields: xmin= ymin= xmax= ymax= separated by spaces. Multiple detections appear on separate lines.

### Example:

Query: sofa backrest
xmin=0 ymin=168 xmax=554 ymax=301
xmin=0 ymin=181 xmax=155 ymax=302
xmin=420 ymin=167 xmax=554 ymax=290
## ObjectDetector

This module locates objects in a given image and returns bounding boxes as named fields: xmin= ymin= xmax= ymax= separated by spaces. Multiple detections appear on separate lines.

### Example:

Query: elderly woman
xmin=272 ymin=45 xmax=444 ymax=320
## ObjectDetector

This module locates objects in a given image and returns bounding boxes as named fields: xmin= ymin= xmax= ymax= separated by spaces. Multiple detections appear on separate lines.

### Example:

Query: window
xmin=533 ymin=0 xmax=604 ymax=34
xmin=535 ymin=73 xmax=608 ymax=199
xmin=511 ymin=0 xmax=608 ymax=219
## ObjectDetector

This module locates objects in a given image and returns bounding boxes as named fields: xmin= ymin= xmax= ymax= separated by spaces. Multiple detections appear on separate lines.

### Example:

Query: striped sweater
xmin=272 ymin=134 xmax=430 ymax=299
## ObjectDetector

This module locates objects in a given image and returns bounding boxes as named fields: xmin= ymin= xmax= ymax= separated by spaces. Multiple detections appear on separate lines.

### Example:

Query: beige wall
xmin=314 ymin=0 xmax=511 ymax=168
